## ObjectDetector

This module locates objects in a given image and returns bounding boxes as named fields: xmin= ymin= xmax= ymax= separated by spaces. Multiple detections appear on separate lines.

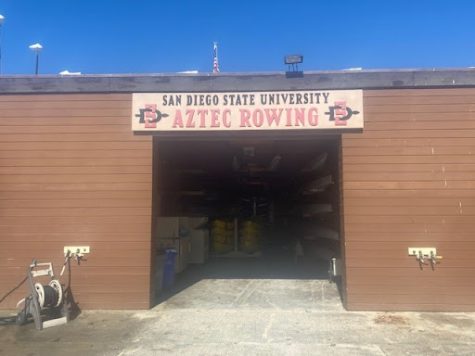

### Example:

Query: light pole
xmin=0 ymin=14 xmax=5 ymax=75
xmin=29 ymin=43 xmax=43 ymax=75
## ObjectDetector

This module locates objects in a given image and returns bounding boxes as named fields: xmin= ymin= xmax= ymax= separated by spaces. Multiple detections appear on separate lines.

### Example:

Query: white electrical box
xmin=407 ymin=247 xmax=436 ymax=256
xmin=64 ymin=246 xmax=90 ymax=256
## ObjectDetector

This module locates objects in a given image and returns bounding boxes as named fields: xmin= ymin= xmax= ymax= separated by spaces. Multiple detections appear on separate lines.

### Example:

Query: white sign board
xmin=132 ymin=90 xmax=363 ymax=132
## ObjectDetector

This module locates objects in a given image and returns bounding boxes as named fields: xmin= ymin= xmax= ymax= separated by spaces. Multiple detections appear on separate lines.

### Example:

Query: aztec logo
xmin=135 ymin=104 xmax=169 ymax=129
xmin=325 ymin=101 xmax=360 ymax=126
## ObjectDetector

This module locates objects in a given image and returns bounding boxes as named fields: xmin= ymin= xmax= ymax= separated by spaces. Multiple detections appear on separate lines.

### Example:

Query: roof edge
xmin=1 ymin=68 xmax=475 ymax=93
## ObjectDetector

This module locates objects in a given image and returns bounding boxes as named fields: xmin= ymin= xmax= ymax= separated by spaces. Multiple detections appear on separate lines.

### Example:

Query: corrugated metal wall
xmin=0 ymin=94 xmax=153 ymax=309
xmin=342 ymin=88 xmax=475 ymax=311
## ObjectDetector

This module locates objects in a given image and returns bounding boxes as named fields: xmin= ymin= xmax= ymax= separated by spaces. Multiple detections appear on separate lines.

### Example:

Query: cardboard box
xmin=156 ymin=217 xmax=180 ymax=238
xmin=156 ymin=216 xmax=190 ymax=238
xmin=177 ymin=237 xmax=191 ymax=273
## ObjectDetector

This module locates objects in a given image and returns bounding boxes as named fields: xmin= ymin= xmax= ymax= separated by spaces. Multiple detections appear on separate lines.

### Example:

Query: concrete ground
xmin=1 ymin=257 xmax=475 ymax=355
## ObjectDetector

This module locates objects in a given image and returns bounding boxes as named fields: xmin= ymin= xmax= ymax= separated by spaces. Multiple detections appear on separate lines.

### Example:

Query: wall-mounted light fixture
xmin=284 ymin=54 xmax=303 ymax=78
xmin=285 ymin=54 xmax=303 ymax=69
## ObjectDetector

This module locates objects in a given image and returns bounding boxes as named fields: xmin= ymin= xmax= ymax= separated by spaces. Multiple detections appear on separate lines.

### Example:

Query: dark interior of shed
xmin=154 ymin=136 xmax=342 ymax=282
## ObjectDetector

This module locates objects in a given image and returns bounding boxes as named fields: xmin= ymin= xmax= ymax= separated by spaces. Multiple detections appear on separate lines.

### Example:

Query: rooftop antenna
xmin=213 ymin=42 xmax=220 ymax=73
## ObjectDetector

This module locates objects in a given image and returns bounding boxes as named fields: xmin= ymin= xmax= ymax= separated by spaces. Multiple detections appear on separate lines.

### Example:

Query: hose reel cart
xmin=16 ymin=260 xmax=70 ymax=330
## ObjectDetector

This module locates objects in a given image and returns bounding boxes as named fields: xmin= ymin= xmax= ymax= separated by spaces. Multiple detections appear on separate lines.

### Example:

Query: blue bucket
xmin=162 ymin=249 xmax=177 ymax=289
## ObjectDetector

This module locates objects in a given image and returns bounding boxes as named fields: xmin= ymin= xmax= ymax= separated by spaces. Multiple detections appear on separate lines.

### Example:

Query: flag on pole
xmin=213 ymin=42 xmax=220 ymax=73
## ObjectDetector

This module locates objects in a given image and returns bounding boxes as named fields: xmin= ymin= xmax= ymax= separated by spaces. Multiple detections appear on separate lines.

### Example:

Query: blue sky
xmin=0 ymin=0 xmax=475 ymax=75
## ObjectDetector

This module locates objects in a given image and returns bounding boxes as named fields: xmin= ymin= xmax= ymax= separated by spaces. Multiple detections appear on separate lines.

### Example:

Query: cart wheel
xmin=16 ymin=309 xmax=27 ymax=326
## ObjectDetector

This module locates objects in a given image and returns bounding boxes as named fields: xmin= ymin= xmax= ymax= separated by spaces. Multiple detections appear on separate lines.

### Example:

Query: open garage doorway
xmin=151 ymin=135 xmax=346 ymax=308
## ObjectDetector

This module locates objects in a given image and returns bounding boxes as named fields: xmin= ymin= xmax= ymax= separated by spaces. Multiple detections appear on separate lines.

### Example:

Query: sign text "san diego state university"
xmin=132 ymin=90 xmax=363 ymax=132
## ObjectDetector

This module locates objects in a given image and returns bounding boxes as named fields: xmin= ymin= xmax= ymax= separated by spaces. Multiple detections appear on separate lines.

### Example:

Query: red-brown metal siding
xmin=2 ymin=88 xmax=475 ymax=311
xmin=342 ymin=88 xmax=475 ymax=311
xmin=0 ymin=93 xmax=153 ymax=309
